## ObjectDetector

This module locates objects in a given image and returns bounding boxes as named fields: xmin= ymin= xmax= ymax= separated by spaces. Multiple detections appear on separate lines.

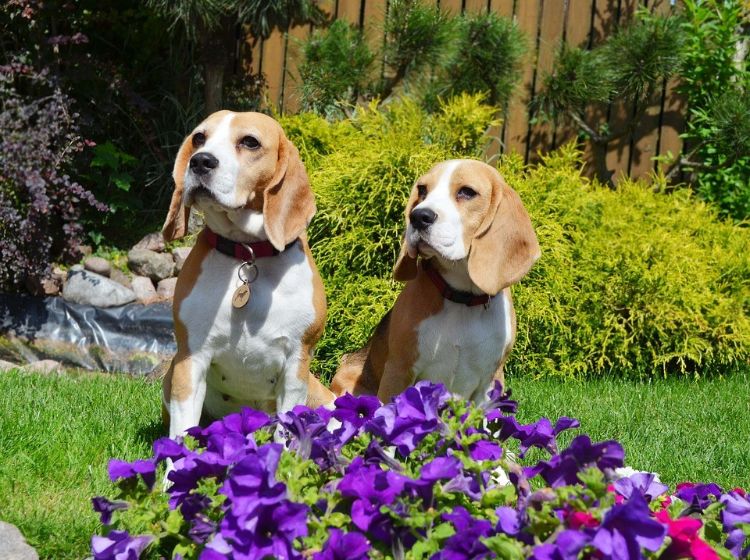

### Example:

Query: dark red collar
xmin=204 ymin=228 xmax=294 ymax=261
xmin=422 ymin=260 xmax=491 ymax=307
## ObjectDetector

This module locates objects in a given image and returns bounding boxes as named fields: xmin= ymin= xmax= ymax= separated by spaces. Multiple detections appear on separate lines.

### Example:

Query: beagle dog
xmin=331 ymin=159 xmax=539 ymax=405
xmin=161 ymin=110 xmax=334 ymax=440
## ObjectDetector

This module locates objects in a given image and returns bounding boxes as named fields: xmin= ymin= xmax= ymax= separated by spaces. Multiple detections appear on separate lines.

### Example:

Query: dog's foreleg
xmin=164 ymin=352 xmax=211 ymax=440
xmin=277 ymin=360 xmax=309 ymax=414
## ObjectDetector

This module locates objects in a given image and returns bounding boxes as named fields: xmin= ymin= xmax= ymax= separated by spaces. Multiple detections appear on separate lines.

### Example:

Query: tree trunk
xmin=204 ymin=62 xmax=224 ymax=114
xmin=199 ymin=17 xmax=235 ymax=114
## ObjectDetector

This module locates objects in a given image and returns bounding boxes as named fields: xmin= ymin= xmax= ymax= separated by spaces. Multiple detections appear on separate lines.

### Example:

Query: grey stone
xmin=83 ymin=256 xmax=112 ymax=277
xmin=24 ymin=274 xmax=61 ymax=297
xmin=23 ymin=359 xmax=62 ymax=374
xmin=157 ymin=277 xmax=178 ymax=300
xmin=110 ymin=268 xmax=132 ymax=289
xmin=132 ymin=275 xmax=158 ymax=305
xmin=187 ymin=209 xmax=204 ymax=235
xmin=133 ymin=231 xmax=166 ymax=253
xmin=127 ymin=249 xmax=175 ymax=282
xmin=172 ymin=246 xmax=192 ymax=273
xmin=0 ymin=521 xmax=39 ymax=560
xmin=62 ymin=268 xmax=136 ymax=307
xmin=77 ymin=244 xmax=93 ymax=257
xmin=0 ymin=359 xmax=20 ymax=372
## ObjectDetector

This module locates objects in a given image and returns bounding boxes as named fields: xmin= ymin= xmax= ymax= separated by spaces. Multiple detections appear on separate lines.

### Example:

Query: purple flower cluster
xmin=92 ymin=381 xmax=748 ymax=560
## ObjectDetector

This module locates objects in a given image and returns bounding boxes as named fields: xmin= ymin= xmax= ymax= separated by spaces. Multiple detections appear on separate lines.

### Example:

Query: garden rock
xmin=83 ymin=256 xmax=112 ymax=277
xmin=62 ymin=267 xmax=137 ymax=307
xmin=110 ymin=268 xmax=132 ymax=289
xmin=0 ymin=521 xmax=39 ymax=560
xmin=127 ymin=249 xmax=174 ymax=282
xmin=172 ymin=246 xmax=192 ymax=273
xmin=0 ymin=359 xmax=19 ymax=372
xmin=133 ymin=232 xmax=166 ymax=253
xmin=23 ymin=359 xmax=62 ymax=374
xmin=24 ymin=274 xmax=61 ymax=297
xmin=187 ymin=209 xmax=203 ymax=235
xmin=132 ymin=275 xmax=158 ymax=305
xmin=77 ymin=244 xmax=93 ymax=257
xmin=157 ymin=277 xmax=178 ymax=300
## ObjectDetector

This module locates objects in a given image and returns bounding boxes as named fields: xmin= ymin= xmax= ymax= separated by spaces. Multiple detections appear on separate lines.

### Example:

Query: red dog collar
xmin=422 ymin=260 xmax=491 ymax=307
xmin=204 ymin=228 xmax=295 ymax=261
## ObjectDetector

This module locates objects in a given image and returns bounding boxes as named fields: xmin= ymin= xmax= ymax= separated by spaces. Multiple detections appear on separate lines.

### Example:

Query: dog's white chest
xmin=413 ymin=292 xmax=512 ymax=402
xmin=178 ymin=244 xmax=315 ymax=414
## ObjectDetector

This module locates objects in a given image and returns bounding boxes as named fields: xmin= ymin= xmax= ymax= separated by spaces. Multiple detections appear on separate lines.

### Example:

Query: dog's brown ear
xmin=467 ymin=170 xmax=540 ymax=295
xmin=263 ymin=133 xmax=316 ymax=251
xmin=162 ymin=135 xmax=193 ymax=242
xmin=393 ymin=235 xmax=418 ymax=281
xmin=392 ymin=183 xmax=421 ymax=281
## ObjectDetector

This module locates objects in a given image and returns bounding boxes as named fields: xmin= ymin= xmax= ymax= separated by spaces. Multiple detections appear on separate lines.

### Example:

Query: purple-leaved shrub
xmin=92 ymin=382 xmax=750 ymax=559
xmin=0 ymin=57 xmax=107 ymax=292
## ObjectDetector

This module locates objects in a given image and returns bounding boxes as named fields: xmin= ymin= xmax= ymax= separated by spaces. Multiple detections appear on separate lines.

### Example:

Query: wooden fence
xmin=243 ymin=0 xmax=686 ymax=180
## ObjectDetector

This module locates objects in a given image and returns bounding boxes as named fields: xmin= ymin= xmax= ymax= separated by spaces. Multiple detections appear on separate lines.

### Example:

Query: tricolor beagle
xmin=161 ymin=110 xmax=333 ymax=440
xmin=331 ymin=159 xmax=540 ymax=405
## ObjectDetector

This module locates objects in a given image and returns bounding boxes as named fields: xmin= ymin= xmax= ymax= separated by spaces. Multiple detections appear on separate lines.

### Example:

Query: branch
xmin=567 ymin=110 xmax=606 ymax=144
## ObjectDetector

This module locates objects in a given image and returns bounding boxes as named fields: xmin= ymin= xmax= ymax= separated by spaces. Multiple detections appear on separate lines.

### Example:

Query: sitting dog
xmin=331 ymin=159 xmax=540 ymax=404
xmin=161 ymin=110 xmax=333 ymax=439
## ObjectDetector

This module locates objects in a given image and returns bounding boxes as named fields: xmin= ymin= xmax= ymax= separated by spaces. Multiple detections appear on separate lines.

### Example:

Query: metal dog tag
xmin=232 ymin=283 xmax=251 ymax=308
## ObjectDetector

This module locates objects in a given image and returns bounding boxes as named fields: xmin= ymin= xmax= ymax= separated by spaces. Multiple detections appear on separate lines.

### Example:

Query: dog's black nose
xmin=189 ymin=152 xmax=219 ymax=175
xmin=410 ymin=207 xmax=437 ymax=231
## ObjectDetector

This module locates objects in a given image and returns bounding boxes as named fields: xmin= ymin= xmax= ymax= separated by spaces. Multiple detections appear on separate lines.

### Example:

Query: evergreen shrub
xmin=279 ymin=96 xmax=750 ymax=380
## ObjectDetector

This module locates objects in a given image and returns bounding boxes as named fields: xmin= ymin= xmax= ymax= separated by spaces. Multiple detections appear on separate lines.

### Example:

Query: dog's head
xmin=394 ymin=159 xmax=540 ymax=295
xmin=162 ymin=110 xmax=315 ymax=250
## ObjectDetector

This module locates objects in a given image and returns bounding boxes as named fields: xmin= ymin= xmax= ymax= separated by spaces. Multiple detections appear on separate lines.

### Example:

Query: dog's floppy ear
xmin=263 ymin=132 xmax=316 ymax=251
xmin=162 ymin=135 xmax=193 ymax=242
xmin=467 ymin=169 xmax=540 ymax=295
xmin=393 ymin=183 xmax=421 ymax=281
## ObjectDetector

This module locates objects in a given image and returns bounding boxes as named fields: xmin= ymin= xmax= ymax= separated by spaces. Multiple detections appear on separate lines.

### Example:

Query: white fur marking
xmin=407 ymin=160 xmax=466 ymax=261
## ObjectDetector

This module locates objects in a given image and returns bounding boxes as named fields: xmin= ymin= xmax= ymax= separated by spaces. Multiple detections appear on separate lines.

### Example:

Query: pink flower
xmin=655 ymin=510 xmax=719 ymax=560
xmin=567 ymin=511 xmax=599 ymax=529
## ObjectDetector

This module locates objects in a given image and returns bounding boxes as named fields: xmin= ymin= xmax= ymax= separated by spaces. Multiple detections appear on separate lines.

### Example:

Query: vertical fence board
xmin=504 ymin=0 xmax=541 ymax=157
xmin=552 ymin=0 xmax=593 ymax=152
xmin=528 ymin=0 xmax=566 ymax=159
xmin=281 ymin=25 xmax=311 ymax=114
xmin=464 ymin=0 xmax=487 ymax=13
xmin=261 ymin=31 xmax=286 ymax=112
xmin=491 ymin=0 xmax=514 ymax=18
xmin=440 ymin=0 xmax=464 ymax=14
xmin=657 ymin=78 xmax=686 ymax=176
xmin=337 ymin=0 xmax=363 ymax=24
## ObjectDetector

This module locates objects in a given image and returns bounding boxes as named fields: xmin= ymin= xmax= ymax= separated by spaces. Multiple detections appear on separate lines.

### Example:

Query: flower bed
xmin=91 ymin=382 xmax=749 ymax=559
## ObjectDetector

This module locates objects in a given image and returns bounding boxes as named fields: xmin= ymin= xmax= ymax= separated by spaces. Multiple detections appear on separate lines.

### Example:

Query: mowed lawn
xmin=0 ymin=369 xmax=748 ymax=559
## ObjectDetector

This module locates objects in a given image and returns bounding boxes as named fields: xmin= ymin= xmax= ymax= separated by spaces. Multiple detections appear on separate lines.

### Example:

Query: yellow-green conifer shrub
xmin=283 ymin=97 xmax=750 ymax=381
xmin=503 ymin=145 xmax=750 ymax=379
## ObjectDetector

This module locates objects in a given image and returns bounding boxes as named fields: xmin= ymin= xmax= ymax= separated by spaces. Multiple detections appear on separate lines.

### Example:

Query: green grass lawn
xmin=0 ymin=369 xmax=748 ymax=559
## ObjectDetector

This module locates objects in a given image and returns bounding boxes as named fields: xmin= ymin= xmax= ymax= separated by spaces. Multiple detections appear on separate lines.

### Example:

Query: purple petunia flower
xmin=188 ymin=407 xmax=271 ymax=447
xmin=675 ymin=482 xmax=724 ymax=511
xmin=613 ymin=472 xmax=669 ymax=502
xmin=338 ymin=459 xmax=409 ymax=532
xmin=220 ymin=443 xmax=287 ymax=518
xmin=469 ymin=440 xmax=503 ymax=461
xmin=530 ymin=530 xmax=591 ymax=560
xmin=107 ymin=459 xmax=156 ymax=489
xmin=367 ymin=381 xmax=449 ymax=456
xmin=591 ymin=492 xmax=666 ymax=560
xmin=524 ymin=435 xmax=624 ymax=488
xmin=91 ymin=530 xmax=153 ymax=560
xmin=152 ymin=437 xmax=189 ymax=464
xmin=332 ymin=393 xmax=381 ymax=443
xmin=434 ymin=506 xmax=493 ymax=559
xmin=279 ymin=405 xmax=340 ymax=469
xmin=313 ymin=528 xmax=370 ymax=560
xmin=91 ymin=496 xmax=128 ymax=526
xmin=421 ymin=456 xmax=462 ymax=481
xmin=219 ymin=499 xmax=308 ymax=560
xmin=482 ymin=381 xmax=518 ymax=415
xmin=189 ymin=515 xmax=216 ymax=544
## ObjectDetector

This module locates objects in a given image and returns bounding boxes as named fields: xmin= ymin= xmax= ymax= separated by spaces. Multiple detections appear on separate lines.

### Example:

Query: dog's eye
xmin=192 ymin=132 xmax=206 ymax=147
xmin=457 ymin=186 xmax=477 ymax=200
xmin=417 ymin=184 xmax=427 ymax=198
xmin=240 ymin=135 xmax=261 ymax=150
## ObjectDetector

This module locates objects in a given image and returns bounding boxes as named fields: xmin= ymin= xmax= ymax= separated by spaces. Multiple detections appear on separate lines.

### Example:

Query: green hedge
xmin=280 ymin=96 xmax=750 ymax=381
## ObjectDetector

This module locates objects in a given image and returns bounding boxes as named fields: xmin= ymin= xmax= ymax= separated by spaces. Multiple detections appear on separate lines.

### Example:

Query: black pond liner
xmin=0 ymin=294 xmax=175 ymax=375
